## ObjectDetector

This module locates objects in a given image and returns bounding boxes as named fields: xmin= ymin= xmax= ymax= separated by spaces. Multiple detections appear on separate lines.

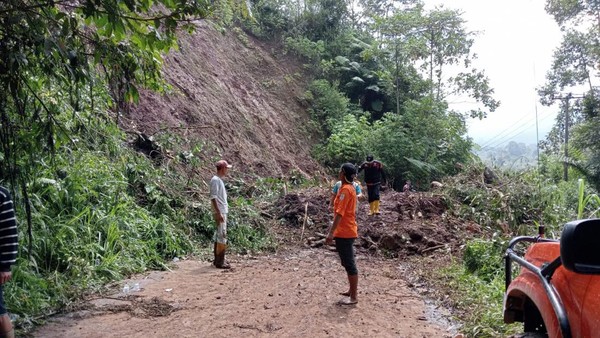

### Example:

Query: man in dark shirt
xmin=0 ymin=186 xmax=17 ymax=338
xmin=358 ymin=155 xmax=386 ymax=215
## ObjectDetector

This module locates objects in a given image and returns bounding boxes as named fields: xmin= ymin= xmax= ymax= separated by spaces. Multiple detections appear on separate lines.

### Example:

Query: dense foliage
xmin=425 ymin=165 xmax=600 ymax=337
xmin=537 ymin=0 xmax=600 ymax=190
xmin=244 ymin=0 xmax=498 ymax=186
xmin=0 ymin=0 xmax=278 ymax=330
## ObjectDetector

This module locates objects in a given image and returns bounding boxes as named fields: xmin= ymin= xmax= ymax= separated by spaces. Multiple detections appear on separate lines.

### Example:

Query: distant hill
xmin=475 ymin=141 xmax=539 ymax=170
xmin=127 ymin=22 xmax=323 ymax=180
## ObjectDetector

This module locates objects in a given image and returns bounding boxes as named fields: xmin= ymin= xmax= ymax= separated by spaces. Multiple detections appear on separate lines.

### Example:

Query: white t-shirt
xmin=210 ymin=175 xmax=228 ymax=214
xmin=332 ymin=181 xmax=362 ymax=196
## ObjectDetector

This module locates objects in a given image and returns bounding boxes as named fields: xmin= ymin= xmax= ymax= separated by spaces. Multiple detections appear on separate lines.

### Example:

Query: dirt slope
xmin=125 ymin=21 xmax=322 ymax=180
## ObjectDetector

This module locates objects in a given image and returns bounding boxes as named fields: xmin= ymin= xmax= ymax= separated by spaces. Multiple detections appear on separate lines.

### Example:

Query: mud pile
xmin=271 ymin=188 xmax=480 ymax=258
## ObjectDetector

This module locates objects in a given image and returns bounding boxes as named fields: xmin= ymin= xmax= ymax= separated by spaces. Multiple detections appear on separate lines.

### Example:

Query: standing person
xmin=0 ymin=186 xmax=17 ymax=338
xmin=326 ymin=163 xmax=359 ymax=305
xmin=403 ymin=180 xmax=411 ymax=193
xmin=358 ymin=154 xmax=386 ymax=215
xmin=328 ymin=177 xmax=363 ymax=212
xmin=210 ymin=160 xmax=232 ymax=269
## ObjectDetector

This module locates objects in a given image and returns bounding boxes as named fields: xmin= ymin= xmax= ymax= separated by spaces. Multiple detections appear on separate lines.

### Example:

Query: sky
xmin=423 ymin=0 xmax=563 ymax=148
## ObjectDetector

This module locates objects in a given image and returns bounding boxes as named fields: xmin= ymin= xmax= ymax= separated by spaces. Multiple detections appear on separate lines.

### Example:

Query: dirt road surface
xmin=34 ymin=248 xmax=454 ymax=337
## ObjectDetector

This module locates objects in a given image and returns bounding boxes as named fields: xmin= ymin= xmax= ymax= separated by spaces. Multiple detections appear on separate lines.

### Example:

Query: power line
xmin=482 ymin=111 xmax=556 ymax=149
xmin=479 ymin=110 xmax=556 ymax=149
xmin=478 ymin=112 xmax=539 ymax=147
xmin=477 ymin=104 xmax=557 ymax=149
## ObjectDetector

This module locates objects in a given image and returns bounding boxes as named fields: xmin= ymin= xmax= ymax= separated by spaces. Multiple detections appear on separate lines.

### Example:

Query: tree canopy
xmin=539 ymin=0 xmax=600 ymax=190
xmin=248 ymin=0 xmax=495 ymax=186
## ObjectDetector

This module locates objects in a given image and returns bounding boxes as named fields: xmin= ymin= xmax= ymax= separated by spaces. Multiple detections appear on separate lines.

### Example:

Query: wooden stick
xmin=310 ymin=238 xmax=326 ymax=247
xmin=420 ymin=244 xmax=445 ymax=254
xmin=300 ymin=202 xmax=308 ymax=241
xmin=315 ymin=232 xmax=326 ymax=238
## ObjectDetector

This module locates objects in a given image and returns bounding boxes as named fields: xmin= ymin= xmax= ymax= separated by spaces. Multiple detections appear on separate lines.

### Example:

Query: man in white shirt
xmin=210 ymin=160 xmax=232 ymax=269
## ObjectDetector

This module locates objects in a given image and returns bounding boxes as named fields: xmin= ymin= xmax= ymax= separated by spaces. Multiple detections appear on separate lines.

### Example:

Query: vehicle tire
xmin=523 ymin=298 xmax=546 ymax=334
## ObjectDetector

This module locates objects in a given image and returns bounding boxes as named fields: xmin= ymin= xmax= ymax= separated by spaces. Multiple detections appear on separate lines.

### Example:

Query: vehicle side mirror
xmin=561 ymin=218 xmax=600 ymax=274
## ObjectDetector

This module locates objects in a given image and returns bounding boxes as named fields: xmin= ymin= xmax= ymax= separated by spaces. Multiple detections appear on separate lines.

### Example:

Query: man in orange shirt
xmin=326 ymin=163 xmax=359 ymax=305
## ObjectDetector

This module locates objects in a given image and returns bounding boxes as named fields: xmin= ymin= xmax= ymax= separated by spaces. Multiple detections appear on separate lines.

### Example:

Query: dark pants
xmin=366 ymin=183 xmax=380 ymax=202
xmin=335 ymin=238 xmax=358 ymax=276
xmin=0 ymin=285 xmax=6 ymax=315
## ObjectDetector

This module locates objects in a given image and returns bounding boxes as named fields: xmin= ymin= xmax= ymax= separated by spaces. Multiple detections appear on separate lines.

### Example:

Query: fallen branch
xmin=309 ymin=238 xmax=326 ymax=248
xmin=362 ymin=235 xmax=378 ymax=248
xmin=420 ymin=244 xmax=445 ymax=254
xmin=260 ymin=211 xmax=274 ymax=219
xmin=233 ymin=323 xmax=264 ymax=332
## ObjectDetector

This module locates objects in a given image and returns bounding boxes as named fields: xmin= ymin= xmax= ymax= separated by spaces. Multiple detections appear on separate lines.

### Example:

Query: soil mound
xmin=272 ymin=188 xmax=478 ymax=257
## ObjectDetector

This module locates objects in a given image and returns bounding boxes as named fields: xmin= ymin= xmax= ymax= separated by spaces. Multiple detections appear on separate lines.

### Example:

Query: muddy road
xmin=34 ymin=248 xmax=454 ymax=337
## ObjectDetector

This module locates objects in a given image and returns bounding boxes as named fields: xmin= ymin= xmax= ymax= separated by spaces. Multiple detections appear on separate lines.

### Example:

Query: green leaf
xmin=370 ymin=100 xmax=382 ymax=112
xmin=366 ymin=85 xmax=380 ymax=92
xmin=126 ymin=85 xmax=140 ymax=104
xmin=351 ymin=76 xmax=365 ymax=83
xmin=335 ymin=56 xmax=350 ymax=65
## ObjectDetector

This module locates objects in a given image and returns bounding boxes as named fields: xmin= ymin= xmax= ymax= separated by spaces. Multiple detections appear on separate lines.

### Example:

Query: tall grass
xmin=577 ymin=178 xmax=600 ymax=219
xmin=431 ymin=167 xmax=600 ymax=337
xmin=437 ymin=260 xmax=520 ymax=337
xmin=4 ymin=149 xmax=194 ymax=327
xmin=3 ymin=128 xmax=280 ymax=332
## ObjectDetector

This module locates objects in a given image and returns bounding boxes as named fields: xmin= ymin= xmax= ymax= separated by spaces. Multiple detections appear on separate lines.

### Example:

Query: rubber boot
xmin=374 ymin=200 xmax=380 ymax=214
xmin=368 ymin=202 xmax=374 ymax=216
xmin=213 ymin=242 xmax=217 ymax=266
xmin=215 ymin=243 xmax=231 ymax=269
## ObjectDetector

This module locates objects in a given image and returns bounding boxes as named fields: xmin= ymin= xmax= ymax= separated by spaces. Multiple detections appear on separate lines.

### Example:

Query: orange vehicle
xmin=503 ymin=219 xmax=600 ymax=338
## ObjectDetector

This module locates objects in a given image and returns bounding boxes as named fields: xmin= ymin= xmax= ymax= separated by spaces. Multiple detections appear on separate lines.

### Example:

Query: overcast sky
xmin=423 ymin=0 xmax=563 ymax=148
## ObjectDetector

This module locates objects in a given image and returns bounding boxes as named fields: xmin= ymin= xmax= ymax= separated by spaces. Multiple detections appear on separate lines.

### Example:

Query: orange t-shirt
xmin=333 ymin=183 xmax=358 ymax=238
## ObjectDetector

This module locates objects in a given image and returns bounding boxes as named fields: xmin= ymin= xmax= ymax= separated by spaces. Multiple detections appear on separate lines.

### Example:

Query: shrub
xmin=305 ymin=79 xmax=350 ymax=136
xmin=463 ymin=238 xmax=506 ymax=282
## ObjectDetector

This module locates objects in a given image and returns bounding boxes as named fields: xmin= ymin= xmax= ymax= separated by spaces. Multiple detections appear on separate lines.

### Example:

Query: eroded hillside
xmin=127 ymin=22 xmax=322 ymax=179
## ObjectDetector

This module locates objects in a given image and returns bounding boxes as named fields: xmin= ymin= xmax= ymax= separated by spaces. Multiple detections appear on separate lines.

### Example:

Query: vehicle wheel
xmin=523 ymin=298 xmax=546 ymax=334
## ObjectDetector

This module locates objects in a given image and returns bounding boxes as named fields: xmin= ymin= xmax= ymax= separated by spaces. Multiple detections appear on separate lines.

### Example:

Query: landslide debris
xmin=271 ymin=188 xmax=480 ymax=257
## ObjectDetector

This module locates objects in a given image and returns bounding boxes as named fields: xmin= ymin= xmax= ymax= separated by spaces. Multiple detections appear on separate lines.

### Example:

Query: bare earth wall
xmin=127 ymin=21 xmax=323 ymax=180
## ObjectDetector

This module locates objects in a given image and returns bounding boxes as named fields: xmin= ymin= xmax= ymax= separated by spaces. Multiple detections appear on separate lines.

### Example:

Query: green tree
xmin=319 ymin=113 xmax=370 ymax=166
xmin=367 ymin=97 xmax=472 ymax=188
xmin=373 ymin=4 xmax=499 ymax=119
xmin=291 ymin=0 xmax=349 ymax=41
xmin=538 ymin=30 xmax=597 ymax=103
xmin=0 ymin=0 xmax=213 ymax=176
xmin=540 ymin=0 xmax=600 ymax=190
xmin=0 ymin=0 xmax=216 ymax=262
xmin=545 ymin=0 xmax=600 ymax=29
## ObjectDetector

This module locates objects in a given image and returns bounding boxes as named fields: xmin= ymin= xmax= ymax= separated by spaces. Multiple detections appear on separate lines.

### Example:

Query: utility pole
xmin=551 ymin=93 xmax=583 ymax=181
xmin=564 ymin=94 xmax=570 ymax=181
